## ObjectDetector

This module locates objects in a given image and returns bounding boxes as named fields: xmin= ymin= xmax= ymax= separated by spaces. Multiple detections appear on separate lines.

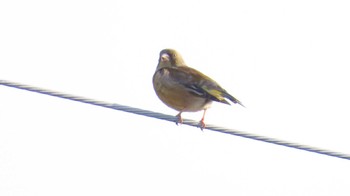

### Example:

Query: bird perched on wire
xmin=153 ymin=49 xmax=244 ymax=130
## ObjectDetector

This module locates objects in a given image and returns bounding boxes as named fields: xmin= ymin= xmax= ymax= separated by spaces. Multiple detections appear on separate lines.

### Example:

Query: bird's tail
xmin=223 ymin=92 xmax=245 ymax=107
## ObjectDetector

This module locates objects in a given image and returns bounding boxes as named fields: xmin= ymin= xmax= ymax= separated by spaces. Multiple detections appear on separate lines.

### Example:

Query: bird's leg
xmin=175 ymin=112 xmax=183 ymax=125
xmin=198 ymin=109 xmax=207 ymax=130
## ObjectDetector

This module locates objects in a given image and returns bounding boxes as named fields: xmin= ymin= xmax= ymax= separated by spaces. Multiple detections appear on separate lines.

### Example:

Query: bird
xmin=152 ymin=49 xmax=244 ymax=130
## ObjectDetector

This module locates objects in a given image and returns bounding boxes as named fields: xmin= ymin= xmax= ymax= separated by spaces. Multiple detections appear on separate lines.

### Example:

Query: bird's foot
xmin=198 ymin=119 xmax=206 ymax=131
xmin=175 ymin=113 xmax=183 ymax=125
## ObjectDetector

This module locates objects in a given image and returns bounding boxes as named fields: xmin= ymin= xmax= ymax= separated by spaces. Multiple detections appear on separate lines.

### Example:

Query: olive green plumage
xmin=153 ymin=49 xmax=244 ymax=129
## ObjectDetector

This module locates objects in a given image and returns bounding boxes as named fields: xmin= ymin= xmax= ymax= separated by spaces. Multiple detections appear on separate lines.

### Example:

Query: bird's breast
xmin=153 ymin=69 xmax=212 ymax=112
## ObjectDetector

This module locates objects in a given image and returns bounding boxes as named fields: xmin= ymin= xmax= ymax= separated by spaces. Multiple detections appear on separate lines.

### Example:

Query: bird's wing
xmin=164 ymin=66 xmax=231 ymax=104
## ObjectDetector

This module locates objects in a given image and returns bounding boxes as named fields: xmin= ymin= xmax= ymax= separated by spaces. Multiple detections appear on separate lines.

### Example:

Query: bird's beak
xmin=161 ymin=53 xmax=170 ymax=62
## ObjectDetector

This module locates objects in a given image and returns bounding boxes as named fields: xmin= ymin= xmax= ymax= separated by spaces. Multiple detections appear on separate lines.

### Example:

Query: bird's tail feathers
xmin=223 ymin=92 xmax=245 ymax=107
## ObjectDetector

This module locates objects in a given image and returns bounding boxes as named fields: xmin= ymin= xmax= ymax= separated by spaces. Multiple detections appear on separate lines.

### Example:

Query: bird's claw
xmin=175 ymin=113 xmax=183 ymax=125
xmin=198 ymin=120 xmax=206 ymax=131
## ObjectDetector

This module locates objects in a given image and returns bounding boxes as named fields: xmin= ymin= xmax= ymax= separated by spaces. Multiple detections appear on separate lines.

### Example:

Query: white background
xmin=1 ymin=0 xmax=350 ymax=195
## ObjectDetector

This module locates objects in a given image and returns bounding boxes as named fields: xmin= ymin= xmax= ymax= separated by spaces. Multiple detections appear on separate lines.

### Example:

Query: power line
xmin=1 ymin=79 xmax=350 ymax=161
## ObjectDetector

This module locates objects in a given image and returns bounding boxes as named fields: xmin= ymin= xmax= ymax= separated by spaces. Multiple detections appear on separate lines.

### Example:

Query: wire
xmin=1 ymin=79 xmax=350 ymax=161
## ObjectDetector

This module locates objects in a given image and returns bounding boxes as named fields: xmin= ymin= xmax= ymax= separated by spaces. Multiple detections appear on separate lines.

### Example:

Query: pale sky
xmin=1 ymin=0 xmax=350 ymax=195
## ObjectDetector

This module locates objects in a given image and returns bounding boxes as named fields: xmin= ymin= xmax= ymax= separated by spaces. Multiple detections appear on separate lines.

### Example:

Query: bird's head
xmin=156 ymin=49 xmax=186 ymax=70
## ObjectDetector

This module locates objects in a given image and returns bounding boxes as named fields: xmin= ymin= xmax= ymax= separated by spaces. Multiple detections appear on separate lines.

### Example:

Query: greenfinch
xmin=153 ymin=49 xmax=244 ymax=129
